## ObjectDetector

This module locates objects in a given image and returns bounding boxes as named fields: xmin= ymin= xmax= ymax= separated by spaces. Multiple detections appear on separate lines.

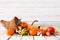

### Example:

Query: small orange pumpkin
xmin=20 ymin=22 xmax=28 ymax=28
xmin=40 ymin=29 xmax=47 ymax=35
xmin=6 ymin=28 xmax=14 ymax=35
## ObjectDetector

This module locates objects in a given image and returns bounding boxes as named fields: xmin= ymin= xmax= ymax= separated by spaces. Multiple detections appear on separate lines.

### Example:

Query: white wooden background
xmin=0 ymin=0 xmax=60 ymax=40
xmin=0 ymin=0 xmax=60 ymax=21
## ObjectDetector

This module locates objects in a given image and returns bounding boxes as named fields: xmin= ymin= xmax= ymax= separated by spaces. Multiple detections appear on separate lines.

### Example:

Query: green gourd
xmin=20 ymin=28 xmax=28 ymax=35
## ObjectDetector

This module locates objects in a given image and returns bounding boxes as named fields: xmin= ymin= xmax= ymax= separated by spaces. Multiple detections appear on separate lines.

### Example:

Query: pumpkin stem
xmin=31 ymin=20 xmax=38 ymax=26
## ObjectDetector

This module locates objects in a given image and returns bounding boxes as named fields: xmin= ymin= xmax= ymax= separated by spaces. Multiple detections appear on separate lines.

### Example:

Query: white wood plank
xmin=34 ymin=35 xmax=43 ymax=40
xmin=21 ymin=36 xmax=33 ymax=40
xmin=9 ymin=34 xmax=21 ymax=40
xmin=45 ymin=36 xmax=59 ymax=40
xmin=0 ymin=32 xmax=11 ymax=40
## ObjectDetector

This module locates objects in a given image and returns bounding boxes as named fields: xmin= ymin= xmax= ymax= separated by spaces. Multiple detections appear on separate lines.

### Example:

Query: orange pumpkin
xmin=6 ymin=28 xmax=14 ymax=35
xmin=20 ymin=22 xmax=28 ymax=28
xmin=40 ymin=29 xmax=47 ymax=35
xmin=28 ymin=25 xmax=39 ymax=36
